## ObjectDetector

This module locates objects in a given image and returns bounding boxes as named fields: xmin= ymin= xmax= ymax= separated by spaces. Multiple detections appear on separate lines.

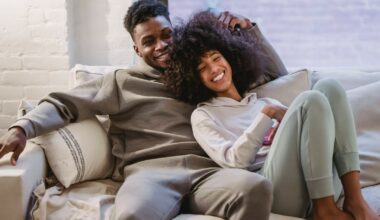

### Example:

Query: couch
xmin=1 ymin=66 xmax=380 ymax=220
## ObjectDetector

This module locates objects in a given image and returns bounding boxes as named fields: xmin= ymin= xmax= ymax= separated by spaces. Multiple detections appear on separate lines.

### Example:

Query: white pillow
xmin=19 ymin=100 xmax=114 ymax=188
xmin=250 ymin=69 xmax=311 ymax=106
xmin=70 ymin=64 xmax=128 ymax=89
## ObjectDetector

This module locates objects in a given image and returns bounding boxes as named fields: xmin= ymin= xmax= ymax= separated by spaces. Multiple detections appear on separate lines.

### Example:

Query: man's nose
xmin=156 ymin=39 xmax=168 ymax=50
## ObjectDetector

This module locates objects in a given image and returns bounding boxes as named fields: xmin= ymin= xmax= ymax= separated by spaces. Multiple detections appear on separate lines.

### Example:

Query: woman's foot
xmin=313 ymin=196 xmax=354 ymax=220
xmin=313 ymin=209 xmax=354 ymax=220
xmin=343 ymin=197 xmax=379 ymax=220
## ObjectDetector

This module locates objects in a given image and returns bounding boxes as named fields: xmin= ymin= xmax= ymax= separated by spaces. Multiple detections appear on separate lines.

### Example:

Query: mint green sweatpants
xmin=261 ymin=78 xmax=360 ymax=218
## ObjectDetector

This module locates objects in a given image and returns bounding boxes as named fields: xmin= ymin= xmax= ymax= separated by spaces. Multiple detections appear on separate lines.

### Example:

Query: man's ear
xmin=133 ymin=45 xmax=142 ymax=57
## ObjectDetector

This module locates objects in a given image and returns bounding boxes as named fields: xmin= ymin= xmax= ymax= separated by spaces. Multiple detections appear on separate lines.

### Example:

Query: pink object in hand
xmin=263 ymin=122 xmax=279 ymax=146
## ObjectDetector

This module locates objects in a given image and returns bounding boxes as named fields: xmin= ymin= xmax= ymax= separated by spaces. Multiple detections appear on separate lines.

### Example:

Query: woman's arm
xmin=191 ymin=109 xmax=273 ymax=169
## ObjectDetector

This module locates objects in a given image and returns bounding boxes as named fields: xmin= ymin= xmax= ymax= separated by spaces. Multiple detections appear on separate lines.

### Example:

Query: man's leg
xmin=185 ymin=168 xmax=273 ymax=220
xmin=114 ymin=162 xmax=190 ymax=220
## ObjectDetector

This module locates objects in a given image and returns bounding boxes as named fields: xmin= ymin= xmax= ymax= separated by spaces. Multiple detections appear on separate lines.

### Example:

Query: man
xmin=0 ymin=1 xmax=287 ymax=219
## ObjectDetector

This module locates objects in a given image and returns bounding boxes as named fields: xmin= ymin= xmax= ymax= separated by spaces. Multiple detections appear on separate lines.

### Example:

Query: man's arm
xmin=0 ymin=127 xmax=27 ymax=165
xmin=218 ymin=11 xmax=288 ymax=83
xmin=0 ymin=70 xmax=122 ymax=165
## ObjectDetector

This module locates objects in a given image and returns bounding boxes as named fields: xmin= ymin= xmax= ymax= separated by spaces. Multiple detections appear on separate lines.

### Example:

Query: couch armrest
xmin=0 ymin=141 xmax=47 ymax=220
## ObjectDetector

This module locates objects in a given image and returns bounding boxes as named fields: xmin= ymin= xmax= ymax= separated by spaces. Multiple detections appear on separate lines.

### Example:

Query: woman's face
xmin=197 ymin=50 xmax=235 ymax=97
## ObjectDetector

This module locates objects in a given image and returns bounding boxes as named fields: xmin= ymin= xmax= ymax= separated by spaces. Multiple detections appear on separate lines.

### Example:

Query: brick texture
xmin=0 ymin=0 xmax=70 ymax=129
xmin=0 ymin=0 xmax=135 ymax=131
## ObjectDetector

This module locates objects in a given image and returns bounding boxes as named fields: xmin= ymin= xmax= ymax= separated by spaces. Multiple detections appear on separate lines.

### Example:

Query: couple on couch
xmin=0 ymin=1 xmax=377 ymax=220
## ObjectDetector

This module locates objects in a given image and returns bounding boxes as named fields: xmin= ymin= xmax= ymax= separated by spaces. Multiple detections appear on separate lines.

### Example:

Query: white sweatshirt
xmin=191 ymin=92 xmax=283 ymax=171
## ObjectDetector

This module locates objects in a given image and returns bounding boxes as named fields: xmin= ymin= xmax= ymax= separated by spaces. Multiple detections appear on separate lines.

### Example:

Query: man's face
xmin=133 ymin=16 xmax=173 ymax=71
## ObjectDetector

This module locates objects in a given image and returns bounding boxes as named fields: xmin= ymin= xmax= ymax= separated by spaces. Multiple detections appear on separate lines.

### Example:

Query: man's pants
xmin=114 ymin=154 xmax=273 ymax=220
xmin=262 ymin=78 xmax=360 ymax=217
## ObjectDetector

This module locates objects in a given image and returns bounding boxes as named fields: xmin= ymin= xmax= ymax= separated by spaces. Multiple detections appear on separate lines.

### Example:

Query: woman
xmin=165 ymin=11 xmax=379 ymax=220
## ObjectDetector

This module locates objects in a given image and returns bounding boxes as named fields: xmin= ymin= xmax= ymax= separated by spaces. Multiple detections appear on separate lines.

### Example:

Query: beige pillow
xmin=19 ymin=100 xmax=114 ymax=188
xmin=70 ymin=64 xmax=128 ymax=89
xmin=250 ymin=69 xmax=311 ymax=106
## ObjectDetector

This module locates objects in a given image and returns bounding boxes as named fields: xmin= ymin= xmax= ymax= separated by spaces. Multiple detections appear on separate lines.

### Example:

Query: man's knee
xmin=244 ymin=175 xmax=273 ymax=205
xmin=234 ymin=172 xmax=273 ymax=219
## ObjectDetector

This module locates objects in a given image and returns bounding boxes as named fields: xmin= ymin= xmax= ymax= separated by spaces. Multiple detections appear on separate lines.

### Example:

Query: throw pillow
xmin=19 ymin=100 xmax=114 ymax=188
xmin=250 ymin=69 xmax=311 ymax=106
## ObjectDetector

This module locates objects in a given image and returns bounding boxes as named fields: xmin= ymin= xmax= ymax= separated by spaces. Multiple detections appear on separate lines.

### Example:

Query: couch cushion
xmin=70 ymin=64 xmax=128 ymax=89
xmin=0 ymin=142 xmax=47 ymax=220
xmin=362 ymin=184 xmax=380 ymax=215
xmin=18 ymin=100 xmax=114 ymax=188
xmin=311 ymin=68 xmax=380 ymax=90
xmin=173 ymin=213 xmax=304 ymax=220
xmin=31 ymin=118 xmax=114 ymax=188
xmin=347 ymin=81 xmax=380 ymax=187
xmin=250 ymin=69 xmax=311 ymax=106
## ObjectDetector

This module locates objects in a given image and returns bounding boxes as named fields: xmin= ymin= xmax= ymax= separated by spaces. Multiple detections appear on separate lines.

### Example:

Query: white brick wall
xmin=0 ymin=0 xmax=134 ymax=135
xmin=0 ymin=0 xmax=71 ymax=135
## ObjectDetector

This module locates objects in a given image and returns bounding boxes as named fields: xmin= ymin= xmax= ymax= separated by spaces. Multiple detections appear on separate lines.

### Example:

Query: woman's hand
xmin=261 ymin=104 xmax=288 ymax=122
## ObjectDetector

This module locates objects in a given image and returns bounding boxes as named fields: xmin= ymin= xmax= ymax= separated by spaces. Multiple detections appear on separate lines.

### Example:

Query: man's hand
xmin=262 ymin=104 xmax=288 ymax=122
xmin=218 ymin=11 xmax=253 ymax=31
xmin=0 ymin=127 xmax=27 ymax=166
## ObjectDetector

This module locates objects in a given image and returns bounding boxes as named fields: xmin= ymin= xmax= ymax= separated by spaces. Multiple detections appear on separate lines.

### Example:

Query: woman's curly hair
xmin=164 ymin=11 xmax=266 ymax=105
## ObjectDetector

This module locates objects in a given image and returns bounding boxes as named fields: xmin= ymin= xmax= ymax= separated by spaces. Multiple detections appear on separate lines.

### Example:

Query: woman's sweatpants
xmin=261 ymin=78 xmax=360 ymax=217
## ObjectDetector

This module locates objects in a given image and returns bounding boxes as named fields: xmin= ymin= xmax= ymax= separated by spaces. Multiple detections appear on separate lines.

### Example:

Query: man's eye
xmin=143 ymin=39 xmax=154 ymax=46
xmin=213 ymin=56 xmax=221 ymax=61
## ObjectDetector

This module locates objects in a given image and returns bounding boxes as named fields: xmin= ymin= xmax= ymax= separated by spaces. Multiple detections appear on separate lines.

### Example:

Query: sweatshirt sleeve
xmin=246 ymin=24 xmax=288 ymax=84
xmin=9 ymin=71 xmax=122 ymax=139
xmin=191 ymin=109 xmax=273 ymax=169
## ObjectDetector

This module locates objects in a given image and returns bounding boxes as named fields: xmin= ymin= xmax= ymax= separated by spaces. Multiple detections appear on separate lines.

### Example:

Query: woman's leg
xmin=313 ymin=78 xmax=379 ymax=220
xmin=261 ymin=90 xmax=350 ymax=219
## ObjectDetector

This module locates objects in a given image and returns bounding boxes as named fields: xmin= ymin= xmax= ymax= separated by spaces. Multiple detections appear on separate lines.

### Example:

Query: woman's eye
xmin=213 ymin=56 xmax=221 ymax=61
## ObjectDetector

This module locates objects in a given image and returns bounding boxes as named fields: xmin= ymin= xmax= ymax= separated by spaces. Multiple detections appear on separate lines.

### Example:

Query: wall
xmin=170 ymin=0 xmax=380 ymax=68
xmin=69 ymin=0 xmax=135 ymax=66
xmin=0 ymin=0 xmax=379 ymax=134
xmin=0 ymin=0 xmax=134 ymax=135
xmin=0 ymin=0 xmax=70 ymax=135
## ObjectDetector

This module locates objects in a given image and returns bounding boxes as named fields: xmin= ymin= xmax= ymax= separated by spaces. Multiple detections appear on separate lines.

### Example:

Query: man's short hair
xmin=124 ymin=0 xmax=170 ymax=39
